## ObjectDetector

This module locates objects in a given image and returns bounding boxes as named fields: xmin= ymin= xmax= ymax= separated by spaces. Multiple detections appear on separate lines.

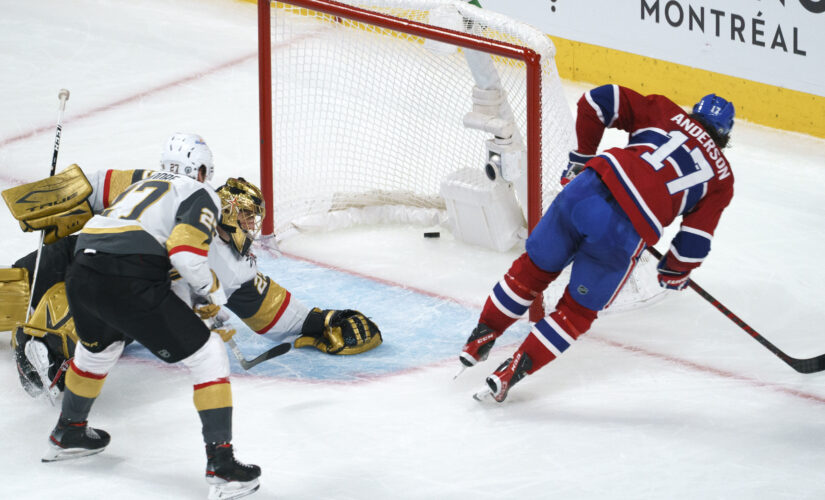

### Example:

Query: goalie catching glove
xmin=294 ymin=308 xmax=382 ymax=355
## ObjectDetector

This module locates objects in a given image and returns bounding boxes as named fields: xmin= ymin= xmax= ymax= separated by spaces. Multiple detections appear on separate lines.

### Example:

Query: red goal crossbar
xmin=257 ymin=0 xmax=544 ymax=237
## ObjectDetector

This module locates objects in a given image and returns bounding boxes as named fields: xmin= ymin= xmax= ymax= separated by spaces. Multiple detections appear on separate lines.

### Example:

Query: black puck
xmin=423 ymin=232 xmax=440 ymax=238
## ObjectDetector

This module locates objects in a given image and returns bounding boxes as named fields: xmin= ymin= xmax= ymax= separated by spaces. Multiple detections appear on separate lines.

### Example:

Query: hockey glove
xmin=656 ymin=258 xmax=691 ymax=291
xmin=20 ymin=200 xmax=93 ymax=244
xmin=560 ymin=151 xmax=595 ymax=186
xmin=294 ymin=308 xmax=382 ymax=355
xmin=194 ymin=271 xmax=226 ymax=319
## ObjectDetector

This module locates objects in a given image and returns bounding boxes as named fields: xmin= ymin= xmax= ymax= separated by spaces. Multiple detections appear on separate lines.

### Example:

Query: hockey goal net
xmin=258 ymin=0 xmax=664 ymax=313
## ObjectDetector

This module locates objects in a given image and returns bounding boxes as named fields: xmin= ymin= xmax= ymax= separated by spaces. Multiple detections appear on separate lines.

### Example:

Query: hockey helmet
xmin=216 ymin=177 xmax=265 ymax=256
xmin=692 ymin=94 xmax=735 ymax=137
xmin=160 ymin=133 xmax=215 ymax=182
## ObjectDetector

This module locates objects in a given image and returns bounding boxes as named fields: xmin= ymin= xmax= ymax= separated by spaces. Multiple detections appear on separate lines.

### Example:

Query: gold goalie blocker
xmin=1 ymin=164 xmax=93 ymax=244
xmin=294 ymin=308 xmax=382 ymax=355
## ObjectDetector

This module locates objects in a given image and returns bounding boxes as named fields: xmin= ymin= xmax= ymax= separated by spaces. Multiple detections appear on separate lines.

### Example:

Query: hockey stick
xmin=646 ymin=246 xmax=825 ymax=374
xmin=227 ymin=338 xmax=291 ymax=370
xmin=25 ymin=89 xmax=70 ymax=322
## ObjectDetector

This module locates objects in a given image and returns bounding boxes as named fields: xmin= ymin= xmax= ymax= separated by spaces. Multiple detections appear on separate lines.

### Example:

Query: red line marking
xmin=593 ymin=336 xmax=825 ymax=405
xmin=0 ymin=52 xmax=257 ymax=151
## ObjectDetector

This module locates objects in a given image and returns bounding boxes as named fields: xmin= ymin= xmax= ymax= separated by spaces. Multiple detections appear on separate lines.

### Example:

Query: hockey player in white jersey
xmin=175 ymin=177 xmax=382 ymax=355
xmin=8 ymin=144 xmax=381 ymax=408
xmin=35 ymin=133 xmax=262 ymax=500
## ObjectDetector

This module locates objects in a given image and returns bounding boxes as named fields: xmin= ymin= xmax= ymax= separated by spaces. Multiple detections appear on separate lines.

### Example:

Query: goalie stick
xmin=26 ymin=89 xmax=70 ymax=321
xmin=647 ymin=246 xmax=825 ymax=374
xmin=227 ymin=338 xmax=291 ymax=371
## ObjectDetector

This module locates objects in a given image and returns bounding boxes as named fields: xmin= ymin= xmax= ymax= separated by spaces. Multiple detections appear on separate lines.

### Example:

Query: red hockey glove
xmin=560 ymin=151 xmax=595 ymax=186
xmin=656 ymin=259 xmax=691 ymax=291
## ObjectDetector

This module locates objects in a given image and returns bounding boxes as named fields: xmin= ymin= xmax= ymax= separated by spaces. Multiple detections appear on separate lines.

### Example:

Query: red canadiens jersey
xmin=576 ymin=84 xmax=734 ymax=272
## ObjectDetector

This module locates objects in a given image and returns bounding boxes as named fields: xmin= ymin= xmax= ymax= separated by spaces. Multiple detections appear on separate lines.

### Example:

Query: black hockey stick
xmin=26 ymin=89 xmax=70 ymax=321
xmin=227 ymin=338 xmax=291 ymax=370
xmin=647 ymin=246 xmax=825 ymax=374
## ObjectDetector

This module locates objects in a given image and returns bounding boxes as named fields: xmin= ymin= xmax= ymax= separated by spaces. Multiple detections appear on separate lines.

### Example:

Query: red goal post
xmin=257 ymin=0 xmax=567 ymax=236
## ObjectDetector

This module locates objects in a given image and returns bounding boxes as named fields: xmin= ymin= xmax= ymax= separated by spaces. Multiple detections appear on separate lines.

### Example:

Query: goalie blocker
xmin=294 ymin=308 xmax=382 ymax=355
xmin=1 ymin=164 xmax=94 ymax=244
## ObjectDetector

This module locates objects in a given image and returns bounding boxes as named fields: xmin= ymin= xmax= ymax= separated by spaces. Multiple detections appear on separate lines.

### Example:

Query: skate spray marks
xmin=122 ymin=253 xmax=532 ymax=381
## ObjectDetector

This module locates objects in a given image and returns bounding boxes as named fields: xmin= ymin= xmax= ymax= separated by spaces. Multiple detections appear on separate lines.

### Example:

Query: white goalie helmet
xmin=160 ymin=133 xmax=215 ymax=182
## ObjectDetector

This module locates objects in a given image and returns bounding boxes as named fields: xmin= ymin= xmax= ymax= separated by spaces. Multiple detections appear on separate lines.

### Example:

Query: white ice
xmin=2 ymin=1 xmax=825 ymax=499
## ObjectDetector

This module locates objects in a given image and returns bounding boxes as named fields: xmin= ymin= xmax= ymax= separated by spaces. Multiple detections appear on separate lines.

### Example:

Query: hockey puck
xmin=423 ymin=232 xmax=440 ymax=238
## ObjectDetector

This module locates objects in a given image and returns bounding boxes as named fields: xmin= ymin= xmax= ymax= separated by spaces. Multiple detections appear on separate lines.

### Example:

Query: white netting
xmin=265 ymin=0 xmax=664 ymax=311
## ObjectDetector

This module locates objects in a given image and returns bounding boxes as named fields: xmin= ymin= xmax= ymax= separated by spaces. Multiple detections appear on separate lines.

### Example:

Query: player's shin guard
xmin=463 ymin=253 xmax=560 ymax=367
xmin=487 ymin=289 xmax=598 ymax=402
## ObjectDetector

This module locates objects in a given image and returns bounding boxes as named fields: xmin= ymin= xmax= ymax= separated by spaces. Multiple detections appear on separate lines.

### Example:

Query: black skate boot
xmin=42 ymin=417 xmax=110 ymax=462
xmin=459 ymin=324 xmax=498 ymax=367
xmin=205 ymin=443 xmax=261 ymax=500
xmin=477 ymin=351 xmax=533 ymax=403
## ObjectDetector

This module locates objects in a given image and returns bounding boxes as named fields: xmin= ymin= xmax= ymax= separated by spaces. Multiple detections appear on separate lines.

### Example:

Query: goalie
xmin=4 ymin=149 xmax=381 ymax=401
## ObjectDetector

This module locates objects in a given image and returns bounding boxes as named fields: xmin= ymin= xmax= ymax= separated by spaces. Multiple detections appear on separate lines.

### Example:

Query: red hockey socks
xmin=517 ymin=288 xmax=599 ymax=374
xmin=479 ymin=252 xmax=560 ymax=334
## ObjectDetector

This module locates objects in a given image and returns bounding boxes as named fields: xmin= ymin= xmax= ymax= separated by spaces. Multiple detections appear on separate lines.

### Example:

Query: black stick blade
xmin=244 ymin=342 xmax=292 ymax=369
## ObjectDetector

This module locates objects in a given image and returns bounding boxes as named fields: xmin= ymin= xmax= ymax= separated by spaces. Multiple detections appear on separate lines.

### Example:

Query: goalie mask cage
xmin=257 ymin=0 xmax=665 ymax=315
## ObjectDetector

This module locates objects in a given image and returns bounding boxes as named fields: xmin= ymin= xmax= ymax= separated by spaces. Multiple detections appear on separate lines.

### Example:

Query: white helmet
xmin=160 ymin=133 xmax=214 ymax=181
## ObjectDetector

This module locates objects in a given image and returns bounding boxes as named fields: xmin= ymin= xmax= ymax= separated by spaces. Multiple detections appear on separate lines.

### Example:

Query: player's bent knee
xmin=181 ymin=332 xmax=230 ymax=385
xmin=551 ymin=289 xmax=598 ymax=339
xmin=508 ymin=252 xmax=561 ymax=294
xmin=73 ymin=340 xmax=125 ymax=375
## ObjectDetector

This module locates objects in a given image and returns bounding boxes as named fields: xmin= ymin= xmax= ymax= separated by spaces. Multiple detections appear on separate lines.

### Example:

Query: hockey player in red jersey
xmin=460 ymin=84 xmax=736 ymax=402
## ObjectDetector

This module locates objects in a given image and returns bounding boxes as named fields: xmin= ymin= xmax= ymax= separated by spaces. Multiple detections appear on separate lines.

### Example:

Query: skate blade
xmin=41 ymin=443 xmax=106 ymax=463
xmin=472 ymin=387 xmax=494 ymax=401
xmin=208 ymin=479 xmax=260 ymax=500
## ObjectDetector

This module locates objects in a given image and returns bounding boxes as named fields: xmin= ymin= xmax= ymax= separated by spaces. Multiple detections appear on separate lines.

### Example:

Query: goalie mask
xmin=217 ymin=177 xmax=265 ymax=256
xmin=160 ymin=133 xmax=215 ymax=182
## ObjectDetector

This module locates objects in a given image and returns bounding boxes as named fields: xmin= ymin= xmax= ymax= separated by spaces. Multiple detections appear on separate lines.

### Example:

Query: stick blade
xmin=244 ymin=342 xmax=292 ymax=369
xmin=789 ymin=354 xmax=825 ymax=374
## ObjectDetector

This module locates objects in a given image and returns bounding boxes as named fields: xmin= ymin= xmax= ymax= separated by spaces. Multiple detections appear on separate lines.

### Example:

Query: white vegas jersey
xmin=171 ymin=237 xmax=309 ymax=342
xmin=77 ymin=171 xmax=221 ymax=298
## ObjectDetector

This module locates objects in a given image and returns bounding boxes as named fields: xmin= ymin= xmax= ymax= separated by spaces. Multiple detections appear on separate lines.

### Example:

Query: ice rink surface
xmin=2 ymin=1 xmax=825 ymax=499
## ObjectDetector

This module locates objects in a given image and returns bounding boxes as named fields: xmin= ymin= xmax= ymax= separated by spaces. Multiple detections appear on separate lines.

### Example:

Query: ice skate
xmin=459 ymin=324 xmax=498 ymax=368
xmin=42 ymin=418 xmax=110 ymax=462
xmin=474 ymin=352 xmax=532 ymax=403
xmin=206 ymin=443 xmax=261 ymax=500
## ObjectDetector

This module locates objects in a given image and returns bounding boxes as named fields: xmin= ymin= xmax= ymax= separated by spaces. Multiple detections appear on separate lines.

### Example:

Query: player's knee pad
xmin=66 ymin=341 xmax=123 ymax=399
xmin=73 ymin=340 xmax=124 ymax=375
xmin=481 ymin=253 xmax=561 ymax=333
xmin=509 ymin=252 xmax=560 ymax=294
xmin=181 ymin=332 xmax=230 ymax=385
xmin=550 ymin=288 xmax=598 ymax=339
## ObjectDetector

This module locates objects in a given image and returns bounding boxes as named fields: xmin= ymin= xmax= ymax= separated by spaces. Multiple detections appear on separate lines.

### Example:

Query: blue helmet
xmin=692 ymin=94 xmax=735 ymax=137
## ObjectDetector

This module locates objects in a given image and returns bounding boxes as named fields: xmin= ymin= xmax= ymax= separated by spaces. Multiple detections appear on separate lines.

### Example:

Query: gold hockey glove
xmin=20 ymin=200 xmax=92 ymax=244
xmin=194 ymin=271 xmax=224 ymax=319
xmin=294 ymin=308 xmax=382 ymax=355
xmin=0 ymin=267 xmax=29 ymax=332
xmin=213 ymin=327 xmax=237 ymax=343
xmin=2 ymin=164 xmax=92 ymax=221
